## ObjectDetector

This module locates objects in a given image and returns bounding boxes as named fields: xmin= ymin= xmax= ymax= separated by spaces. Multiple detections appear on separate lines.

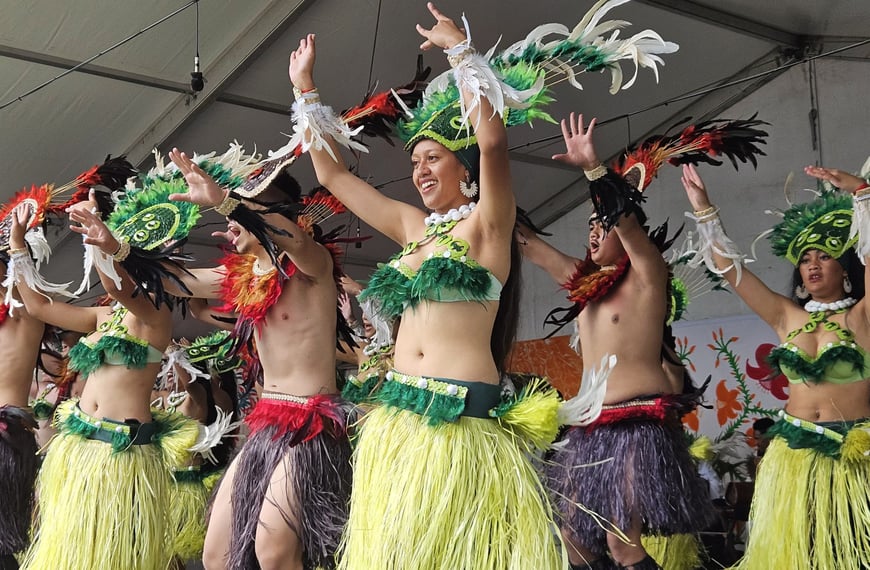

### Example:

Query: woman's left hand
xmin=416 ymin=2 xmax=466 ymax=51
xmin=68 ymin=207 xmax=119 ymax=254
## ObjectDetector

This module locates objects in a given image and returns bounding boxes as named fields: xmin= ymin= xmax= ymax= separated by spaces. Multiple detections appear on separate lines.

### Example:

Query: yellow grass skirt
xmin=736 ymin=416 xmax=870 ymax=570
xmin=338 ymin=399 xmax=566 ymax=569
xmin=21 ymin=400 xmax=198 ymax=570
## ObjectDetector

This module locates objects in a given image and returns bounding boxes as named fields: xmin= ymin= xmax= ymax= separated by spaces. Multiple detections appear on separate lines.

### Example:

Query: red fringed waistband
xmin=245 ymin=393 xmax=348 ymax=443
xmin=586 ymin=393 xmax=695 ymax=429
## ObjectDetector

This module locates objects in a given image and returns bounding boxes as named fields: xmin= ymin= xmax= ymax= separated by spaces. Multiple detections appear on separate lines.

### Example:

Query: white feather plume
xmin=559 ymin=353 xmax=615 ymax=427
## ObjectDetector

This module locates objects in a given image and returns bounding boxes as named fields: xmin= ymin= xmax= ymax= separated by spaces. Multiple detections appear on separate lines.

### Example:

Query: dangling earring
xmin=459 ymin=176 xmax=478 ymax=199
xmin=795 ymin=284 xmax=809 ymax=299
xmin=844 ymin=275 xmax=853 ymax=294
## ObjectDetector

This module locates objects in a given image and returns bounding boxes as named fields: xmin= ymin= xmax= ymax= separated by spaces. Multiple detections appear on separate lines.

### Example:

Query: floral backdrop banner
xmin=674 ymin=314 xmax=786 ymax=441
xmin=510 ymin=314 xmax=787 ymax=442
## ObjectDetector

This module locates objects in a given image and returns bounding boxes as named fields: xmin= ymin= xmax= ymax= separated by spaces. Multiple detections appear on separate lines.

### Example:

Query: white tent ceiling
xmin=2 ymin=0 xmax=869 ymax=335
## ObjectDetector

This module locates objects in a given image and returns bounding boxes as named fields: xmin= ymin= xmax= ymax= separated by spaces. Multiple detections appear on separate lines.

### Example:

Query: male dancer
xmin=0 ymin=256 xmax=43 ymax=570
xmin=166 ymin=151 xmax=352 ymax=570
xmin=530 ymin=114 xmax=711 ymax=570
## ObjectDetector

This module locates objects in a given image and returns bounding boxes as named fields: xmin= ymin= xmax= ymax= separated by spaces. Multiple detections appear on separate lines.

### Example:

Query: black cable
xmin=0 ymin=1 xmax=198 ymax=111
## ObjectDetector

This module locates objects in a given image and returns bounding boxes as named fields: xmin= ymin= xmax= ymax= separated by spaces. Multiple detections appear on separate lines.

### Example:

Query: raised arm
xmin=805 ymin=164 xmax=870 ymax=324
xmin=516 ymin=221 xmax=582 ymax=285
xmin=416 ymin=3 xmax=514 ymax=234
xmin=256 ymin=213 xmax=333 ymax=279
xmin=188 ymin=298 xmax=234 ymax=331
xmin=288 ymin=34 xmax=422 ymax=245
xmin=681 ymin=164 xmax=792 ymax=331
xmin=553 ymin=113 xmax=666 ymax=286
xmin=167 ymin=149 xmax=334 ymax=280
xmin=7 ymin=206 xmax=100 ymax=333
xmin=66 ymin=203 xmax=169 ymax=326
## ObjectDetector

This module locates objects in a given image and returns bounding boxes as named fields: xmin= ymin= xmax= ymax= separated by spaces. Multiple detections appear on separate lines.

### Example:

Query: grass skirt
xmin=228 ymin=394 xmax=353 ymax=570
xmin=0 ymin=406 xmax=38 ymax=556
xmin=337 ymin=372 xmax=566 ymax=570
xmin=169 ymin=467 xmax=222 ymax=562
xmin=547 ymin=397 xmax=713 ymax=559
xmin=736 ymin=413 xmax=870 ymax=570
xmin=21 ymin=400 xmax=198 ymax=570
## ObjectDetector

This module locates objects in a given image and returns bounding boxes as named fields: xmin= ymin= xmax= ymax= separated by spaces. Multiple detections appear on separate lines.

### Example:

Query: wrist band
xmin=854 ymin=186 xmax=870 ymax=198
xmin=215 ymin=191 xmax=241 ymax=216
xmin=446 ymin=43 xmax=474 ymax=68
xmin=691 ymin=205 xmax=720 ymax=223
xmin=693 ymin=205 xmax=717 ymax=218
xmin=293 ymin=88 xmax=321 ymax=107
xmin=583 ymin=164 xmax=608 ymax=181
xmin=7 ymin=247 xmax=27 ymax=257
xmin=113 ymin=241 xmax=131 ymax=262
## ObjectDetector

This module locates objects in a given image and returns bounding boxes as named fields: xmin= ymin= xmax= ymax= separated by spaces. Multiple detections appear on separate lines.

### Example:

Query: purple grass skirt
xmin=226 ymin=393 xmax=353 ymax=570
xmin=547 ymin=394 xmax=714 ymax=557
xmin=0 ymin=405 xmax=38 ymax=556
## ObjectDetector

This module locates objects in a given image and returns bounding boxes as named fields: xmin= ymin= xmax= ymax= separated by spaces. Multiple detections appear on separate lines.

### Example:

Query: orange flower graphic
xmin=716 ymin=379 xmax=741 ymax=426
xmin=682 ymin=408 xmax=700 ymax=432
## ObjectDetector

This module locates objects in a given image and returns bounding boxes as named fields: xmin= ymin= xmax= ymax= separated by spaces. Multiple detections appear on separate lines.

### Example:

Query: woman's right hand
xmin=681 ymin=164 xmax=714 ymax=211
xmin=805 ymin=165 xmax=867 ymax=194
xmin=289 ymin=33 xmax=316 ymax=91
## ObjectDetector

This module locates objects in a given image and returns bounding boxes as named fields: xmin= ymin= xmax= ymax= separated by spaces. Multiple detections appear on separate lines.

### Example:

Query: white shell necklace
xmin=424 ymin=202 xmax=476 ymax=227
xmin=804 ymin=297 xmax=857 ymax=312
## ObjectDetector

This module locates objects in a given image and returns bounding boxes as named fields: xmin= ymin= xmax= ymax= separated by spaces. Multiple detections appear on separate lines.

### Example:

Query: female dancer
xmin=16 ymin=193 xmax=198 ymax=570
xmin=682 ymin=162 xmax=870 ymax=570
xmin=289 ymin=6 xmax=565 ymax=569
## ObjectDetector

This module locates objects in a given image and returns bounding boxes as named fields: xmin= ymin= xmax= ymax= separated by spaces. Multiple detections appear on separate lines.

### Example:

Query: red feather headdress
xmin=612 ymin=115 xmax=768 ymax=191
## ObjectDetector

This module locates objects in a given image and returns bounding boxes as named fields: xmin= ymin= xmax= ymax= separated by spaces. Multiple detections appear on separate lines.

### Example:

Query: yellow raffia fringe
xmin=151 ymin=407 xmax=200 ymax=466
xmin=737 ymin=435 xmax=870 ymax=570
xmin=21 ymin=424 xmax=173 ymax=569
xmin=337 ymin=406 xmax=568 ymax=570
xmin=170 ymin=477 xmax=209 ymax=561
xmin=842 ymin=424 xmax=870 ymax=461
xmin=498 ymin=378 xmax=562 ymax=450
xmin=689 ymin=435 xmax=713 ymax=462
xmin=642 ymin=533 xmax=701 ymax=570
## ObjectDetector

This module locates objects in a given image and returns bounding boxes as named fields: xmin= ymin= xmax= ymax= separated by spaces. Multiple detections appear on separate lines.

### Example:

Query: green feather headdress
xmin=109 ymin=144 xmax=262 ymax=250
xmin=768 ymin=191 xmax=855 ymax=266
xmin=107 ymin=177 xmax=201 ymax=250
xmin=397 ymin=0 xmax=677 ymax=153
xmin=185 ymin=330 xmax=241 ymax=374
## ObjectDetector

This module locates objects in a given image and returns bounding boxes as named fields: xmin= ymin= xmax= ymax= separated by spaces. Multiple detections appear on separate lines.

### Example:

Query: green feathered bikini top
xmin=67 ymin=305 xmax=164 ymax=378
xmin=358 ymin=219 xmax=502 ymax=322
xmin=767 ymin=308 xmax=870 ymax=385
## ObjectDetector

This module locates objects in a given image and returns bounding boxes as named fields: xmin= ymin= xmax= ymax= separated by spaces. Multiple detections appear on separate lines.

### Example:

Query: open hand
xmin=804 ymin=165 xmax=867 ymax=194
xmin=416 ymin=3 xmax=466 ymax=50
xmin=552 ymin=113 xmax=600 ymax=170
xmin=168 ymin=148 xmax=226 ymax=208
xmin=681 ymin=164 xmax=713 ymax=211
xmin=68 ymin=207 xmax=119 ymax=254
xmin=9 ymin=204 xmax=33 ymax=249
xmin=289 ymin=34 xmax=316 ymax=91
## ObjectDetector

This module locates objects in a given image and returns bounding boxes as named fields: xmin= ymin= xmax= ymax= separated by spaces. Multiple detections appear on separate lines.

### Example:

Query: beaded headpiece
xmin=185 ymin=330 xmax=241 ymax=374
xmin=768 ymin=192 xmax=855 ymax=266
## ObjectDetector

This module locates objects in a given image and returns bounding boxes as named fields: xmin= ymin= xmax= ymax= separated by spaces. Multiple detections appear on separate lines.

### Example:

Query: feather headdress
xmin=613 ymin=115 xmax=769 ymax=190
xmin=0 ymin=155 xmax=136 ymax=253
xmin=396 ymin=0 xmax=679 ymax=153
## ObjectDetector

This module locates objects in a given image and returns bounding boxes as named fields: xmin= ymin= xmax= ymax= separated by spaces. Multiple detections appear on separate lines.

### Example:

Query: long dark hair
xmin=492 ymin=237 xmax=521 ymax=376
xmin=790 ymin=248 xmax=865 ymax=305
